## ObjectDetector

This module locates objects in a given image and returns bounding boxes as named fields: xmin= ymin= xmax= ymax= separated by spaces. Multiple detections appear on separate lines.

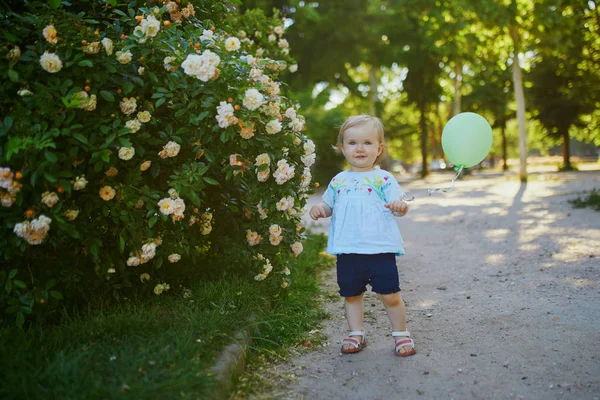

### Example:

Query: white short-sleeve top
xmin=322 ymin=168 xmax=406 ymax=256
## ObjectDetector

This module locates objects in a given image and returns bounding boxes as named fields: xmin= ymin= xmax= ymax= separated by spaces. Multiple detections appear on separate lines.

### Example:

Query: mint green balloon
xmin=442 ymin=112 xmax=493 ymax=168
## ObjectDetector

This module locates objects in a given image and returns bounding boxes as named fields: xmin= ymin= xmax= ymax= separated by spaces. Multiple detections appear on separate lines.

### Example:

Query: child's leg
xmin=378 ymin=292 xmax=414 ymax=356
xmin=342 ymin=292 xmax=365 ymax=351
xmin=378 ymin=291 xmax=407 ymax=331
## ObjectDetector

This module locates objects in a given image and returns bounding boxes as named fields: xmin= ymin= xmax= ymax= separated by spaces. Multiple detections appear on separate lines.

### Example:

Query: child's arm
xmin=309 ymin=202 xmax=332 ymax=220
xmin=384 ymin=199 xmax=409 ymax=216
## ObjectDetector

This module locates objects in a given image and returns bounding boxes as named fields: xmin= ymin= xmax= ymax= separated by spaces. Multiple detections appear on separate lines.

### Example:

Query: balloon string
xmin=400 ymin=166 xmax=464 ymax=202
xmin=427 ymin=165 xmax=464 ymax=196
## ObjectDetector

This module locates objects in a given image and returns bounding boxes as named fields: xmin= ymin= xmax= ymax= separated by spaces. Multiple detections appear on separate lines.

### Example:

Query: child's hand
xmin=385 ymin=200 xmax=408 ymax=216
xmin=309 ymin=204 xmax=328 ymax=220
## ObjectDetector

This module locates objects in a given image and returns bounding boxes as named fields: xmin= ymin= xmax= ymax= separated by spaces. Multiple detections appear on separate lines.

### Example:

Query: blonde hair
xmin=334 ymin=114 xmax=387 ymax=165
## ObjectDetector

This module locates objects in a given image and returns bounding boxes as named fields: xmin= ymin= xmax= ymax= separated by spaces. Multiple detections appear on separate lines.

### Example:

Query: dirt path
xmin=245 ymin=169 xmax=600 ymax=400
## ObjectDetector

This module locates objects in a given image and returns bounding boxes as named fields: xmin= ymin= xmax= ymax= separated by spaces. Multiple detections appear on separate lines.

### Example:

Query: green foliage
xmin=569 ymin=189 xmax=600 ymax=211
xmin=241 ymin=0 xmax=600 ymax=171
xmin=0 ymin=0 xmax=315 ymax=325
xmin=0 ymin=233 xmax=331 ymax=399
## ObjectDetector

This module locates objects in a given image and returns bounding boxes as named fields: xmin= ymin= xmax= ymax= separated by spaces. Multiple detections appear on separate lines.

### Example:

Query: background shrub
xmin=0 ymin=0 xmax=315 ymax=325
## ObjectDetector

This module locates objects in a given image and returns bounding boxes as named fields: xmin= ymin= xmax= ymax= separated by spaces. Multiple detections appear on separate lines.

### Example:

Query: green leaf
xmin=49 ymin=0 xmax=61 ymax=9
xmin=203 ymin=177 xmax=219 ymax=185
xmin=13 ymin=280 xmax=26 ymax=289
xmin=148 ymin=216 xmax=158 ymax=228
xmin=198 ymin=165 xmax=210 ymax=175
xmin=50 ymin=291 xmax=63 ymax=300
xmin=188 ymin=190 xmax=201 ymax=207
xmin=156 ymin=98 xmax=166 ymax=108
xmin=16 ymin=313 xmax=24 ymax=327
xmin=4 ymin=116 xmax=13 ymax=130
xmin=45 ymin=151 xmax=58 ymax=163
xmin=100 ymin=90 xmax=115 ymax=102
xmin=77 ymin=60 xmax=94 ymax=68
xmin=8 ymin=69 xmax=18 ymax=82
xmin=104 ymin=133 xmax=116 ymax=146
xmin=123 ymin=81 xmax=134 ymax=95
xmin=220 ymin=130 xmax=228 ymax=143
xmin=9 ymin=269 xmax=17 ymax=280
xmin=43 ymin=172 xmax=57 ymax=183
xmin=73 ymin=133 xmax=88 ymax=144
xmin=45 ymin=279 xmax=57 ymax=290
xmin=119 ymin=235 xmax=125 ymax=253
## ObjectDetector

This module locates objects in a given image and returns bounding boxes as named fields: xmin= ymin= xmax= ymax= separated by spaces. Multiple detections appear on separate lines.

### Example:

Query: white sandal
xmin=340 ymin=330 xmax=367 ymax=354
xmin=392 ymin=330 xmax=416 ymax=357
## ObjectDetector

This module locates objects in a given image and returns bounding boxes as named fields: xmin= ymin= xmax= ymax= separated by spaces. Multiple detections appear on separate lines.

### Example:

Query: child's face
xmin=339 ymin=124 xmax=383 ymax=172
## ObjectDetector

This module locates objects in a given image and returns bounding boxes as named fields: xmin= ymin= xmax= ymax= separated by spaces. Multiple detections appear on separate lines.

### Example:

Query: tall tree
xmin=528 ymin=0 xmax=599 ymax=170
xmin=469 ymin=0 xmax=534 ymax=181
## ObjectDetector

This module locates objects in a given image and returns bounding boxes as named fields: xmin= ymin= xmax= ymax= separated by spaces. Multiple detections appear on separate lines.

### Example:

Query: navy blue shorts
xmin=336 ymin=253 xmax=401 ymax=297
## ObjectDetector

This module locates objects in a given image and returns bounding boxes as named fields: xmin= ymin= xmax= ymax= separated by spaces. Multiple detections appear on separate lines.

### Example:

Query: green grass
xmin=569 ymin=189 xmax=600 ymax=211
xmin=0 ymin=234 xmax=333 ymax=400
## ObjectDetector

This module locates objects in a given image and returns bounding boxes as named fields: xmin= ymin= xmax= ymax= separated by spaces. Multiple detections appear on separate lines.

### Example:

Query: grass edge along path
xmin=569 ymin=188 xmax=600 ymax=211
xmin=0 ymin=234 xmax=332 ymax=400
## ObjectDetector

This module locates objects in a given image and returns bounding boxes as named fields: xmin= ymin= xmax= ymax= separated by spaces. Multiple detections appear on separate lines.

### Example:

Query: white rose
xmin=137 ymin=111 xmax=151 ymax=123
xmin=41 ymin=191 xmax=59 ymax=208
xmin=125 ymin=119 xmax=141 ymax=133
xmin=39 ymin=52 xmax=62 ymax=73
xmin=304 ymin=139 xmax=315 ymax=155
xmin=118 ymin=147 xmax=135 ymax=160
xmin=158 ymin=198 xmax=175 ymax=215
xmin=64 ymin=210 xmax=79 ymax=221
xmin=200 ymin=29 xmax=214 ymax=42
xmin=101 ymin=38 xmax=113 ymax=55
xmin=73 ymin=176 xmax=88 ymax=191
xmin=17 ymin=88 xmax=33 ymax=97
xmin=127 ymin=256 xmax=140 ymax=266
xmin=225 ymin=37 xmax=241 ymax=51
xmin=285 ymin=108 xmax=296 ymax=119
xmin=291 ymin=242 xmax=303 ymax=256
xmin=265 ymin=119 xmax=282 ymax=134
xmin=168 ymin=253 xmax=181 ymax=263
xmin=141 ymin=15 xmax=161 ymax=38
xmin=289 ymin=64 xmax=298 ymax=73
xmin=301 ymin=153 xmax=316 ymax=167
xmin=116 ymin=50 xmax=132 ymax=64
xmin=243 ymin=88 xmax=264 ymax=110
xmin=120 ymin=97 xmax=137 ymax=115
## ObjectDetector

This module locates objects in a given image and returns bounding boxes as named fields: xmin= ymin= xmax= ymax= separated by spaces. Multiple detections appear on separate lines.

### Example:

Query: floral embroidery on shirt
xmin=363 ymin=176 xmax=392 ymax=202
xmin=329 ymin=177 xmax=348 ymax=201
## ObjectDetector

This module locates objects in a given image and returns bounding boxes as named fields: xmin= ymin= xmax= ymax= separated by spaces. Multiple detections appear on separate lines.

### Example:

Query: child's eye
xmin=365 ymin=141 xmax=372 ymax=145
xmin=349 ymin=141 xmax=356 ymax=145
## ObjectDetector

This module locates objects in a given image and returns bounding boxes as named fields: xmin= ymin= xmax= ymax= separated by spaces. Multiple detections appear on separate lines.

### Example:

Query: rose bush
xmin=0 ymin=0 xmax=314 ymax=325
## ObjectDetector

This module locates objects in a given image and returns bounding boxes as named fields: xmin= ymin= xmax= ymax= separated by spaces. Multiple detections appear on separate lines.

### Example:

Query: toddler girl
xmin=309 ymin=115 xmax=416 ymax=357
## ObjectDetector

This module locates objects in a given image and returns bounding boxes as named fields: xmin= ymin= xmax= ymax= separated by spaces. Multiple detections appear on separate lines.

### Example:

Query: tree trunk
xmin=419 ymin=100 xmax=428 ymax=178
xmin=501 ymin=123 xmax=508 ymax=171
xmin=562 ymin=129 xmax=571 ymax=170
xmin=369 ymin=67 xmax=379 ymax=117
xmin=452 ymin=62 xmax=462 ymax=116
xmin=510 ymin=26 xmax=528 ymax=182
